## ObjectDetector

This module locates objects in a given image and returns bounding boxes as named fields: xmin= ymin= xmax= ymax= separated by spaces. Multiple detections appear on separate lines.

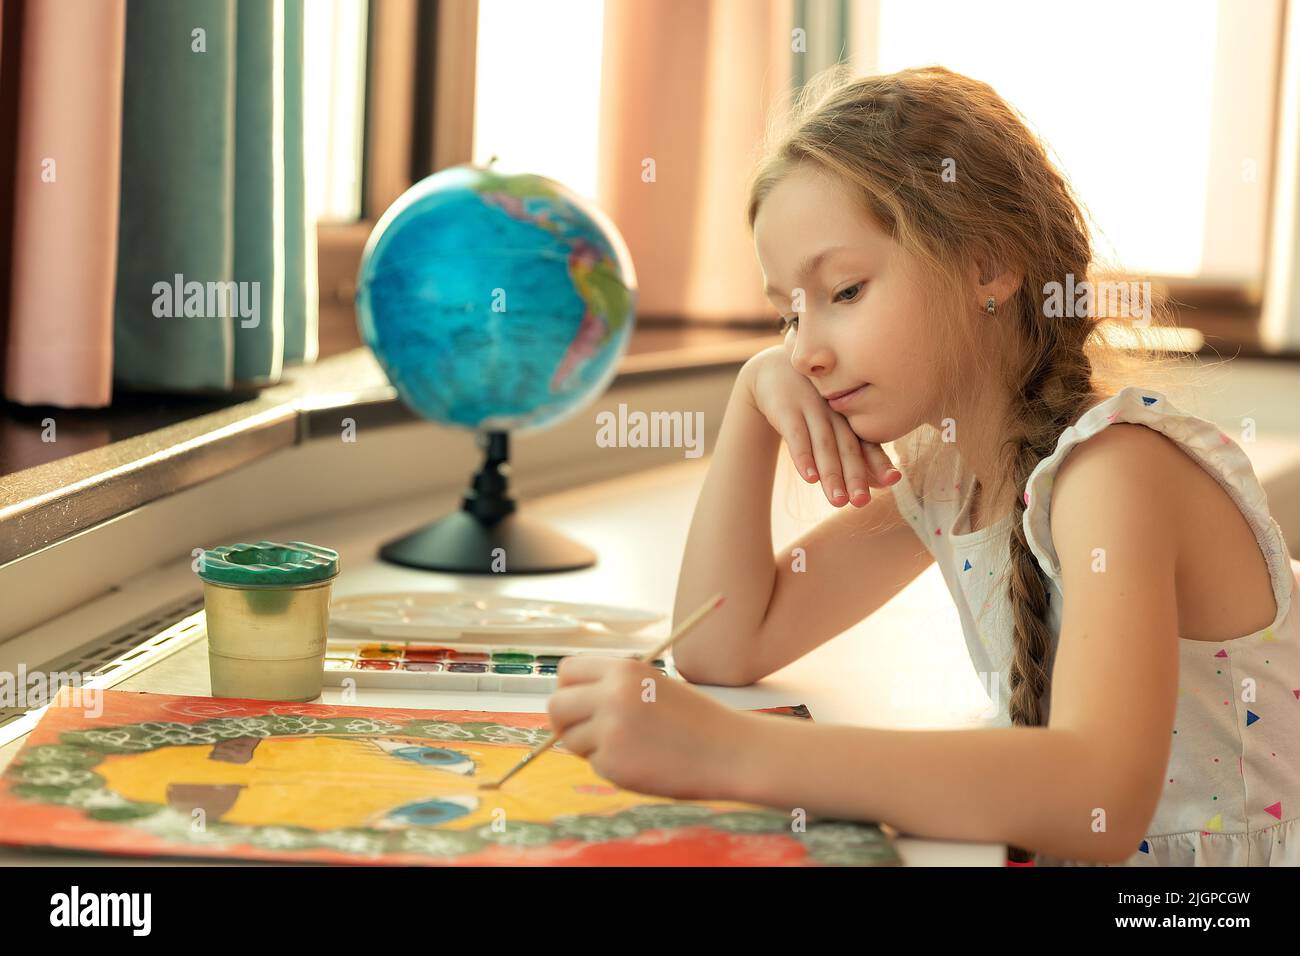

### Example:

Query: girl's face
xmin=752 ymin=164 xmax=953 ymax=444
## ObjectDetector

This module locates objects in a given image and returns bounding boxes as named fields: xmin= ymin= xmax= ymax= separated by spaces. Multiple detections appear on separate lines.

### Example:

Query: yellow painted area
xmin=96 ymin=735 xmax=746 ymax=832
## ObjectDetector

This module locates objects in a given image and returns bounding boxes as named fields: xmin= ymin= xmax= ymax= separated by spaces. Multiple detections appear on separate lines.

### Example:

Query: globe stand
xmin=377 ymin=430 xmax=597 ymax=574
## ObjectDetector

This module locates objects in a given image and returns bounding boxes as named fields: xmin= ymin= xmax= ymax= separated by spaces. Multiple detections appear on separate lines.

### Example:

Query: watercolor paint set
xmin=322 ymin=591 xmax=676 ymax=692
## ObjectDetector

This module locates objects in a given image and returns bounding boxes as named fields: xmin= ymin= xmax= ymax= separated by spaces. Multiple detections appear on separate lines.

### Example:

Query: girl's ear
xmin=968 ymin=252 xmax=1024 ymax=305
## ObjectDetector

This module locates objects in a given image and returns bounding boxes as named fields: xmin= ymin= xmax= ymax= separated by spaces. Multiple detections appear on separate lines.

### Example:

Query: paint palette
xmin=328 ymin=592 xmax=665 ymax=638
xmin=322 ymin=639 xmax=670 ymax=692
xmin=323 ymin=592 xmax=675 ymax=692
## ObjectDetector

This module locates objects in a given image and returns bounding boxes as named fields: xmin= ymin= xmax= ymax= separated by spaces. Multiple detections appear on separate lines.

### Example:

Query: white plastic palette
xmin=328 ymin=592 xmax=663 ymax=638
xmin=323 ymin=592 xmax=674 ymax=693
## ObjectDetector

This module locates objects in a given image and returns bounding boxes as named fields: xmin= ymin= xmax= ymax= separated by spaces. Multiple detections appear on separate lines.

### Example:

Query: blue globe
xmin=355 ymin=163 xmax=638 ymax=433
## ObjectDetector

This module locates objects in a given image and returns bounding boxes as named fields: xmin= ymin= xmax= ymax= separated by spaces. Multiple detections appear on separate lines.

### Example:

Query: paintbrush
xmin=477 ymin=591 xmax=726 ymax=791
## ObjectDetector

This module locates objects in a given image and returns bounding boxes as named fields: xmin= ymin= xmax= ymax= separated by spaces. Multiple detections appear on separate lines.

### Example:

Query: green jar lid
xmin=197 ymin=540 xmax=340 ymax=588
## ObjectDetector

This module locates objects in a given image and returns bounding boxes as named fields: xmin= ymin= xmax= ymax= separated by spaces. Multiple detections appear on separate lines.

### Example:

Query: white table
xmin=0 ymin=453 xmax=1005 ymax=866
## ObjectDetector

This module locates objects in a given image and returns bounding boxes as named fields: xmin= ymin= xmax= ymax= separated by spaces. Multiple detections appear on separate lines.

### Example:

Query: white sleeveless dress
xmin=887 ymin=385 xmax=1299 ymax=866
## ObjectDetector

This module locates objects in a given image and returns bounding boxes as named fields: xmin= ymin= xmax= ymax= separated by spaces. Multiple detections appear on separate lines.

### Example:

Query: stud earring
xmin=985 ymin=296 xmax=996 ymax=315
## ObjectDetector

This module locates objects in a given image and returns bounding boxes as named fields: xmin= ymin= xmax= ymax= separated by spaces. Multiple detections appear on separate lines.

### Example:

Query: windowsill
xmin=1 ymin=306 xmax=1294 ymax=570
xmin=0 ymin=321 xmax=778 ymax=568
xmin=1177 ymin=308 xmax=1298 ymax=360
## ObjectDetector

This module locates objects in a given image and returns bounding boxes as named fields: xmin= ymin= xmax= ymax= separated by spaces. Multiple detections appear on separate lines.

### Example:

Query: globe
xmin=355 ymin=163 xmax=638 ymax=433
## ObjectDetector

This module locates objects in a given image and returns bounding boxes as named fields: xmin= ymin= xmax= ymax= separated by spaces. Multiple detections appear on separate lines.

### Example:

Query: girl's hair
xmin=747 ymin=63 xmax=1213 ymax=863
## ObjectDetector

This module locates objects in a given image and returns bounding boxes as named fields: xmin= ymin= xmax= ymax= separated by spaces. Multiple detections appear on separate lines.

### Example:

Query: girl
xmin=547 ymin=64 xmax=1300 ymax=866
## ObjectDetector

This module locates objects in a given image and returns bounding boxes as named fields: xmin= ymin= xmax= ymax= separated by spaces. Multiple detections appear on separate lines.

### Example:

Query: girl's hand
xmin=739 ymin=344 xmax=901 ymax=508
xmin=546 ymin=656 xmax=751 ymax=801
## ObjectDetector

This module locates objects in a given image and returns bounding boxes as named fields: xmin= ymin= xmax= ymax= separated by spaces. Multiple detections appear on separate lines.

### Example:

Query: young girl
xmin=547 ymin=64 xmax=1300 ymax=866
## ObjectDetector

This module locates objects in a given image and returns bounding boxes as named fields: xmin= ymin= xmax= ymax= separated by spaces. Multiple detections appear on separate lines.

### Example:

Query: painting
xmin=0 ymin=688 xmax=900 ymax=866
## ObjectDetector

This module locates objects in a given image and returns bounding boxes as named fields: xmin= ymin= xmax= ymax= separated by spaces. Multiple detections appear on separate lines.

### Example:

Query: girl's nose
xmin=789 ymin=330 xmax=833 ymax=379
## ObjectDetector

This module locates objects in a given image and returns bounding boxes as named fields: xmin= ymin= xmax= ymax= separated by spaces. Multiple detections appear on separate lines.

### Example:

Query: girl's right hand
xmin=740 ymin=344 xmax=901 ymax=508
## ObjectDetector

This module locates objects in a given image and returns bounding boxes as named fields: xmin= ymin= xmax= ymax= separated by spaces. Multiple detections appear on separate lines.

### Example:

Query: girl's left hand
xmin=547 ymin=656 xmax=752 ymax=801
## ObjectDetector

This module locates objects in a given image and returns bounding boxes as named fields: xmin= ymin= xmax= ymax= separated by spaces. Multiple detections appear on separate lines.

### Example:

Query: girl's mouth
xmin=826 ymin=383 xmax=869 ymax=410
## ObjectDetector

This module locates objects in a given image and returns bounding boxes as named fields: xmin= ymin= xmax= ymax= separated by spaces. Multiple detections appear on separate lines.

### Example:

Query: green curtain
xmin=792 ymin=0 xmax=850 ymax=91
xmin=113 ymin=0 xmax=314 ymax=393
xmin=281 ymin=0 xmax=313 ymax=364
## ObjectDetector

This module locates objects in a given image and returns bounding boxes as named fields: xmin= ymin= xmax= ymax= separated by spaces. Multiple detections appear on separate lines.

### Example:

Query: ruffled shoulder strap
xmin=1022 ymin=385 xmax=1294 ymax=627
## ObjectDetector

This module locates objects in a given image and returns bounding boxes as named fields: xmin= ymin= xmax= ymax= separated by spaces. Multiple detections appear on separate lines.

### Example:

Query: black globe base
xmin=377 ymin=429 xmax=597 ymax=575
xmin=378 ymin=509 xmax=596 ymax=574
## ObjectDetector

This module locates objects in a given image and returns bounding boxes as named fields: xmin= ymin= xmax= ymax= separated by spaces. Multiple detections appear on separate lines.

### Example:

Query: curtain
xmin=596 ymin=0 xmax=794 ymax=323
xmin=1262 ymin=0 xmax=1300 ymax=351
xmin=792 ymin=0 xmax=849 ymax=89
xmin=0 ymin=0 xmax=318 ymax=407
xmin=114 ymin=0 xmax=316 ymax=393
xmin=282 ymin=0 xmax=317 ymax=364
xmin=2 ymin=0 xmax=126 ymax=408
xmin=113 ymin=0 xmax=234 ymax=392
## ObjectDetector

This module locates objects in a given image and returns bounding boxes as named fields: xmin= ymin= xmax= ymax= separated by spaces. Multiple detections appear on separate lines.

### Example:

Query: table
xmin=0 ymin=453 xmax=1005 ymax=866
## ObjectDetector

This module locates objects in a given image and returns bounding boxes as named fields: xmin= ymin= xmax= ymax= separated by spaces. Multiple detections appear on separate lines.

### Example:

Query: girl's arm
xmin=728 ymin=719 xmax=1142 ymax=863
xmin=718 ymin=424 xmax=1183 ymax=864
xmin=670 ymin=360 xmax=926 ymax=686
xmin=669 ymin=361 xmax=785 ymax=685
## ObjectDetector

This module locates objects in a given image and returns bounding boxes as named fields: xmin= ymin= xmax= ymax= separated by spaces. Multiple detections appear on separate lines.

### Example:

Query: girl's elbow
xmin=1084 ymin=799 xmax=1154 ymax=864
xmin=1046 ymin=830 xmax=1139 ymax=865
xmin=1094 ymin=832 xmax=1142 ymax=865
xmin=1042 ymin=784 xmax=1153 ymax=864
xmin=673 ymin=655 xmax=758 ymax=687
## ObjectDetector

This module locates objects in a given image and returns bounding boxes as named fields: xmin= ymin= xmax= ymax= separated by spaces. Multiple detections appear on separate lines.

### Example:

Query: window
xmin=851 ymin=0 xmax=1282 ymax=289
xmin=303 ymin=0 xmax=369 ymax=223
xmin=472 ymin=0 xmax=605 ymax=200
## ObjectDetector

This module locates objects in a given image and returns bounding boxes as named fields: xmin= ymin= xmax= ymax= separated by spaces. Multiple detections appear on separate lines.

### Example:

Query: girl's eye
xmin=835 ymin=282 xmax=865 ymax=303
xmin=777 ymin=282 xmax=863 ymax=334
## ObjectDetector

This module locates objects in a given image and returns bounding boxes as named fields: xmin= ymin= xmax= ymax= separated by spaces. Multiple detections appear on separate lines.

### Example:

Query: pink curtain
xmin=3 ymin=0 xmax=125 ymax=408
xmin=597 ymin=0 xmax=793 ymax=323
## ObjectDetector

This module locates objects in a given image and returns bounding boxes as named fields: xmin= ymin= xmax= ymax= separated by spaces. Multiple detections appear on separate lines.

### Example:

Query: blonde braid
xmin=1002 ymin=362 xmax=1098 ymax=863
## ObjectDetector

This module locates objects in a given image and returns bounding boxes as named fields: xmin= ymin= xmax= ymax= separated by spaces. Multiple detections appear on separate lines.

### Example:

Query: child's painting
xmin=0 ymin=689 xmax=900 ymax=866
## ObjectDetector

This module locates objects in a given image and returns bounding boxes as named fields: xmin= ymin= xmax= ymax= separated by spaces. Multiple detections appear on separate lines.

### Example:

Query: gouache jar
xmin=196 ymin=540 xmax=340 ymax=702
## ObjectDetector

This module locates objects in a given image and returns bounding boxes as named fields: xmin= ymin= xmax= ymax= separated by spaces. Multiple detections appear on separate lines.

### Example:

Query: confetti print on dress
xmin=890 ymin=385 xmax=1300 ymax=866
